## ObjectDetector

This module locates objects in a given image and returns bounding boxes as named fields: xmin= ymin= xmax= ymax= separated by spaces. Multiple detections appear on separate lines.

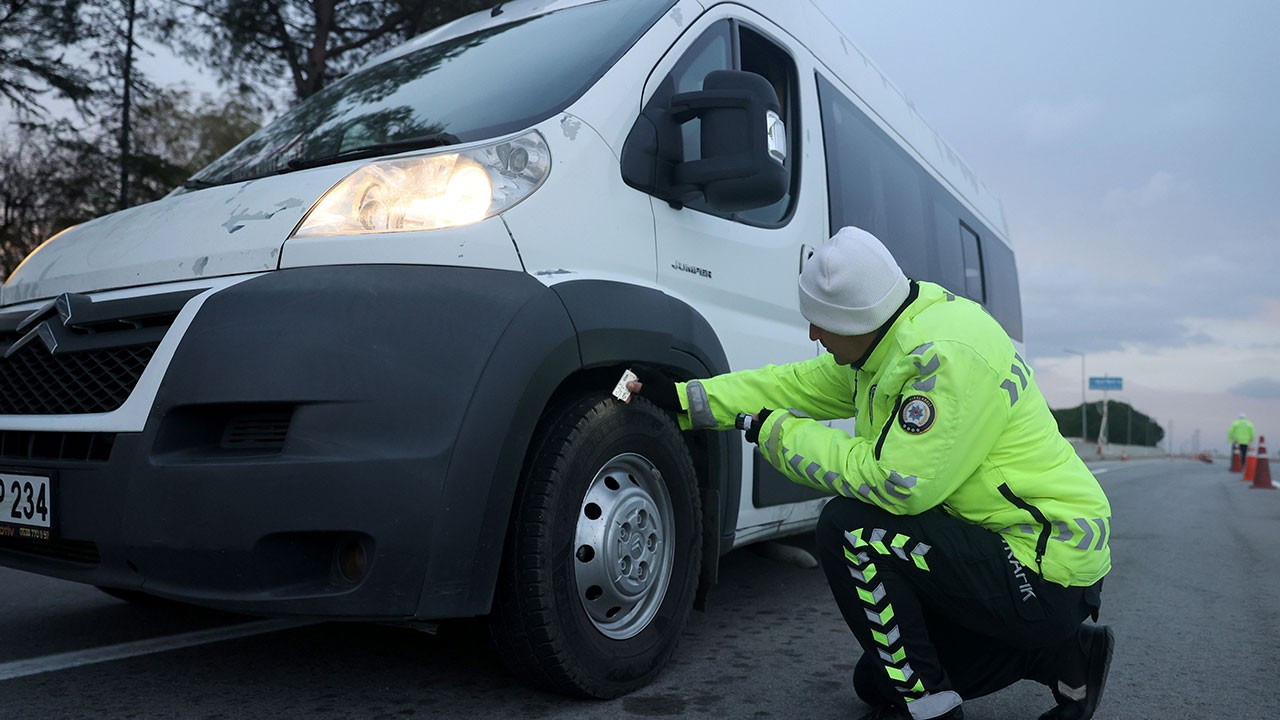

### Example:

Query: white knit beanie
xmin=798 ymin=227 xmax=910 ymax=336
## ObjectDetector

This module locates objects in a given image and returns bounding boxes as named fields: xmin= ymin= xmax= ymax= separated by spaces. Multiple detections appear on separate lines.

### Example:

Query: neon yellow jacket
xmin=675 ymin=281 xmax=1110 ymax=588
xmin=1229 ymin=418 xmax=1255 ymax=444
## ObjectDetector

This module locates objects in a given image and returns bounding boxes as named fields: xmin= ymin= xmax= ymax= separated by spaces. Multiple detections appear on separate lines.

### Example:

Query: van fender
xmin=425 ymin=278 xmax=740 ymax=617
xmin=550 ymin=279 xmax=742 ymax=608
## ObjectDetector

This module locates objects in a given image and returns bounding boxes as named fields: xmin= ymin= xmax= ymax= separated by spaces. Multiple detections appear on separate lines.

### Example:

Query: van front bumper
xmin=0 ymin=265 xmax=580 ymax=619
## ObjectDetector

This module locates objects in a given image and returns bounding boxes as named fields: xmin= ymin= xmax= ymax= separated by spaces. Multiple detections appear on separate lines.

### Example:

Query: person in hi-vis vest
xmin=628 ymin=227 xmax=1113 ymax=720
xmin=1228 ymin=414 xmax=1255 ymax=465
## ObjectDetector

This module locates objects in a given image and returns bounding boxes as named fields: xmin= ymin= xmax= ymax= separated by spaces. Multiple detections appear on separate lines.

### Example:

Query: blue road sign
xmin=1089 ymin=376 xmax=1123 ymax=391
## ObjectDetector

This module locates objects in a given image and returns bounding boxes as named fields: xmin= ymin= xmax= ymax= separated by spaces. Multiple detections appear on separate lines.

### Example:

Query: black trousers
xmin=815 ymin=497 xmax=1101 ymax=708
xmin=1238 ymin=443 xmax=1250 ymax=464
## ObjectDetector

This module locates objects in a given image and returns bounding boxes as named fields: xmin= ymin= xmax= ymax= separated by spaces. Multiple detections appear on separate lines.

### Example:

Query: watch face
xmin=899 ymin=395 xmax=935 ymax=435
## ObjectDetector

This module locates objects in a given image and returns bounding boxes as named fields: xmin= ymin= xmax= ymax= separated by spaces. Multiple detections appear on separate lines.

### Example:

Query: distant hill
xmin=1051 ymin=400 xmax=1164 ymax=446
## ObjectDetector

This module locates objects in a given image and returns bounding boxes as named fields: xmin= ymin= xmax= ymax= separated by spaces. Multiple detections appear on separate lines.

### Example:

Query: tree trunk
xmin=119 ymin=0 xmax=137 ymax=210
xmin=302 ymin=0 xmax=336 ymax=99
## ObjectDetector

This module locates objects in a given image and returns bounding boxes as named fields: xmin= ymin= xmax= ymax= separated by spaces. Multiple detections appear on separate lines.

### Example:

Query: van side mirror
xmin=622 ymin=70 xmax=789 ymax=212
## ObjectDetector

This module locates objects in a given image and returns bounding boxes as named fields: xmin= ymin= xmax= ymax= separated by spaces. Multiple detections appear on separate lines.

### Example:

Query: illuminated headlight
xmin=291 ymin=130 xmax=550 ymax=237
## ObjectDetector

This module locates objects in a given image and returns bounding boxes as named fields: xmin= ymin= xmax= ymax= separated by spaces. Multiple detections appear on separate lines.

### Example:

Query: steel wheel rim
xmin=573 ymin=452 xmax=675 ymax=640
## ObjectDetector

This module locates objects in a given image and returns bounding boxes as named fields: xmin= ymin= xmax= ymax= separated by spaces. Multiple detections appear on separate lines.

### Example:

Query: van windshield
xmin=189 ymin=0 xmax=673 ymax=187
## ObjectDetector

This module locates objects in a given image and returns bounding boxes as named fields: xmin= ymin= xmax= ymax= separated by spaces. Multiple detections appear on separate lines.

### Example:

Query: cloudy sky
xmin=814 ymin=0 xmax=1280 ymax=453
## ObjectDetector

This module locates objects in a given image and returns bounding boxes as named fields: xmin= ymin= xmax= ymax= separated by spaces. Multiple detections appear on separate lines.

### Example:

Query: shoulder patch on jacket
xmin=899 ymin=395 xmax=935 ymax=434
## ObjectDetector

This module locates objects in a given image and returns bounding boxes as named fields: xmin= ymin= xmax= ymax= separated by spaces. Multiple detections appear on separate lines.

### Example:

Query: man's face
xmin=809 ymin=323 xmax=879 ymax=366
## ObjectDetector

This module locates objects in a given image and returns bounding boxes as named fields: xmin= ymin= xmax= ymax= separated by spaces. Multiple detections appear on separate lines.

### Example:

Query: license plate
xmin=0 ymin=472 xmax=53 ymax=542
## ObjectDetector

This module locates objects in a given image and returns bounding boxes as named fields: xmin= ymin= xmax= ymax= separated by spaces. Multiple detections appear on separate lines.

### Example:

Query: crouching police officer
xmin=629 ymin=227 xmax=1114 ymax=720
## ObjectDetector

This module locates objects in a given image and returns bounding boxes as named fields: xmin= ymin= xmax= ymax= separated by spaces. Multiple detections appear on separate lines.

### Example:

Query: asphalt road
xmin=1 ymin=458 xmax=1277 ymax=719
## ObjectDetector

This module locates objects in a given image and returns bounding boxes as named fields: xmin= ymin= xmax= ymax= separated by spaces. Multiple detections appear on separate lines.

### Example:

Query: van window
xmin=959 ymin=222 xmax=985 ymax=302
xmin=191 ymin=0 xmax=675 ymax=187
xmin=735 ymin=26 xmax=798 ymax=225
xmin=817 ymin=74 xmax=928 ymax=279
xmin=667 ymin=21 xmax=733 ymax=172
xmin=982 ymin=236 xmax=1024 ymax=341
xmin=929 ymin=198 xmax=966 ymax=291
xmin=818 ymin=73 xmax=1023 ymax=341
xmin=659 ymin=20 xmax=799 ymax=225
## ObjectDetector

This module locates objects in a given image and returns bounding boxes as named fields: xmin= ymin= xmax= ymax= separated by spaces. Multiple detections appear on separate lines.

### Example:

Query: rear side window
xmin=981 ymin=237 xmax=1023 ymax=340
xmin=816 ymin=75 xmax=928 ymax=279
xmin=959 ymin=222 xmax=985 ymax=302
xmin=817 ymin=73 xmax=1022 ymax=341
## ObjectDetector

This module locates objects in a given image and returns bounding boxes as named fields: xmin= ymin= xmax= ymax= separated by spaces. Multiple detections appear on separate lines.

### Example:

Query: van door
xmin=642 ymin=8 xmax=830 ymax=537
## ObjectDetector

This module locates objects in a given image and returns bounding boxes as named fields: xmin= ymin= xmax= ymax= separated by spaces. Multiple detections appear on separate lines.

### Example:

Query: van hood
xmin=2 ymin=172 xmax=339 ymax=307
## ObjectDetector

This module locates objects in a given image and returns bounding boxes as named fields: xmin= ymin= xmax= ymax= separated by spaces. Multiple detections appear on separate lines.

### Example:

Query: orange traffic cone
xmin=1230 ymin=445 xmax=1242 ymax=472
xmin=1244 ymin=442 xmax=1259 ymax=482
xmin=1250 ymin=436 xmax=1274 ymax=490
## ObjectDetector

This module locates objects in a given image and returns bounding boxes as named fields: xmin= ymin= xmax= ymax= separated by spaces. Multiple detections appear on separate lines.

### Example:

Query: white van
xmin=0 ymin=0 xmax=1021 ymax=698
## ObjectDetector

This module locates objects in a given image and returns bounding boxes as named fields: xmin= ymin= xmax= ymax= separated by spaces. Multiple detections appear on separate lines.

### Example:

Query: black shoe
xmin=1038 ymin=624 xmax=1114 ymax=720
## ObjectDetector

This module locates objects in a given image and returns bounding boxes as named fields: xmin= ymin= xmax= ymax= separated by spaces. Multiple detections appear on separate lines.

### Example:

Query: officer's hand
xmin=626 ymin=366 xmax=680 ymax=413
xmin=744 ymin=409 xmax=772 ymax=444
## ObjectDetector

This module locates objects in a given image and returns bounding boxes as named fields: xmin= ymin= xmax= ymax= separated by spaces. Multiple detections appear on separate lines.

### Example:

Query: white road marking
xmin=0 ymin=618 xmax=314 ymax=682
xmin=1092 ymin=468 xmax=1110 ymax=475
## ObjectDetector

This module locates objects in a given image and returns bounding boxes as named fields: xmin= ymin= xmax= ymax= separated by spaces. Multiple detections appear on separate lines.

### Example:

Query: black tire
xmin=490 ymin=392 xmax=702 ymax=698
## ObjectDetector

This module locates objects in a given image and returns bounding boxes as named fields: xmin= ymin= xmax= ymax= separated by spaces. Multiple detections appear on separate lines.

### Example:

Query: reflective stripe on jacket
xmin=675 ymin=281 xmax=1111 ymax=588
xmin=1229 ymin=418 xmax=1255 ymax=444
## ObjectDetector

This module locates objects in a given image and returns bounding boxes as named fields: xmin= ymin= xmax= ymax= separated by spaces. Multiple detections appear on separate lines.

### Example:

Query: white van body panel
xmin=0 ymin=176 xmax=331 ymax=306
xmin=500 ymin=113 xmax=655 ymax=282
xmin=497 ymin=2 xmax=705 ymax=285
xmin=3 ymin=147 xmax=534 ymax=306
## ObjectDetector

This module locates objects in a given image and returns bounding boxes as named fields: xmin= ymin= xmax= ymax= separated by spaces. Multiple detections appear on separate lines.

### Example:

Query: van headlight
xmin=291 ymin=130 xmax=550 ymax=237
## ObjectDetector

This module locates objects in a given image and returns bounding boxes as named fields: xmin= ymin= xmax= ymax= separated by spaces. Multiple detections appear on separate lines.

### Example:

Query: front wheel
xmin=490 ymin=392 xmax=702 ymax=698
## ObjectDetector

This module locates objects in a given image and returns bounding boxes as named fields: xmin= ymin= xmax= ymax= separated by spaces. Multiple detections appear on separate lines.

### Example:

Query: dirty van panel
xmin=1 ymin=172 xmax=335 ymax=306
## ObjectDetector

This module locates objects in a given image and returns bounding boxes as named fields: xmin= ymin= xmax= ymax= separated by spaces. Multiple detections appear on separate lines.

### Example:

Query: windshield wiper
xmin=182 ymin=178 xmax=219 ymax=190
xmin=285 ymin=132 xmax=462 ymax=172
